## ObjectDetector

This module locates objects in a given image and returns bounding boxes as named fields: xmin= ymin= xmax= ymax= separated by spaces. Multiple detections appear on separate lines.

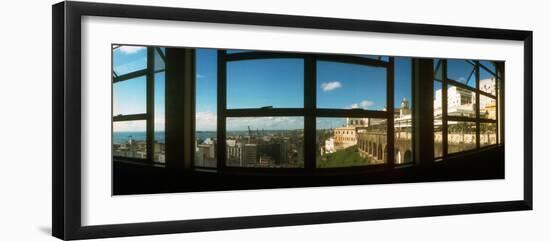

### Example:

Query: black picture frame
xmin=52 ymin=1 xmax=533 ymax=240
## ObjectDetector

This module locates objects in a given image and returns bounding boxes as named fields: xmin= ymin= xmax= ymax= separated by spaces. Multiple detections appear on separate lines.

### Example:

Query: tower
xmin=400 ymin=97 xmax=409 ymax=116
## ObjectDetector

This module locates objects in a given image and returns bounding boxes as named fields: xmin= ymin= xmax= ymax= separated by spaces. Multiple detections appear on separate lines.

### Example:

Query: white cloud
xmin=118 ymin=46 xmax=146 ymax=54
xmin=348 ymin=99 xmax=374 ymax=109
xmin=196 ymin=74 xmax=205 ymax=78
xmin=320 ymin=81 xmax=342 ymax=92
xmin=196 ymin=112 xmax=217 ymax=131
xmin=360 ymin=100 xmax=374 ymax=108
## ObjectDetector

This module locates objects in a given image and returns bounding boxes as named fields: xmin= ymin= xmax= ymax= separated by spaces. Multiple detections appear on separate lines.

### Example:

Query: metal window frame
xmin=215 ymin=50 xmax=397 ymax=171
xmin=111 ymin=46 xmax=165 ymax=164
xmin=439 ymin=59 xmax=501 ymax=160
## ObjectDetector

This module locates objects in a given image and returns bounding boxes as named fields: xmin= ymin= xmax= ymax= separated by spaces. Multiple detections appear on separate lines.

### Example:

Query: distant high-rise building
xmin=243 ymin=144 xmax=257 ymax=165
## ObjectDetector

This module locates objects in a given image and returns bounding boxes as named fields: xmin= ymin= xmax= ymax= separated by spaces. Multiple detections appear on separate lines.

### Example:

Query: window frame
xmin=213 ymin=50 xmax=401 ymax=172
xmin=111 ymin=45 xmax=166 ymax=164
xmin=434 ymin=59 xmax=501 ymax=160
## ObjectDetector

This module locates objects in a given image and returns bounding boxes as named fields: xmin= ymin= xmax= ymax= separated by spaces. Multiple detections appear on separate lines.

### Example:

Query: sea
xmin=112 ymin=130 xmax=295 ymax=144
xmin=113 ymin=131 xmax=217 ymax=144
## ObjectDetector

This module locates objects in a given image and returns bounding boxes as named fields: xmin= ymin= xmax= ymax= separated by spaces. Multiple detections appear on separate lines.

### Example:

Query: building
xmin=227 ymin=139 xmax=243 ymax=165
xmin=243 ymin=144 xmax=258 ymax=165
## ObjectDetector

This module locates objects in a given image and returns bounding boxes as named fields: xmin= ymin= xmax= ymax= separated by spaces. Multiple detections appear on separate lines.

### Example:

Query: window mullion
xmin=217 ymin=50 xmax=227 ymax=170
xmin=442 ymin=60 xmax=448 ymax=157
xmin=475 ymin=61 xmax=481 ymax=149
xmin=386 ymin=57 xmax=395 ymax=167
xmin=304 ymin=55 xmax=316 ymax=170
xmin=146 ymin=47 xmax=155 ymax=164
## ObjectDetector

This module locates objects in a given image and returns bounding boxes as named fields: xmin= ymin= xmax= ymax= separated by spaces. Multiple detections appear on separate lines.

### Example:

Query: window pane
xmin=447 ymin=59 xmax=476 ymax=88
xmin=448 ymin=121 xmax=477 ymax=153
xmin=317 ymin=117 xmax=387 ymax=168
xmin=154 ymin=47 xmax=165 ymax=71
xmin=447 ymin=84 xmax=476 ymax=118
xmin=195 ymin=49 xmax=218 ymax=168
xmin=226 ymin=117 xmax=304 ymax=168
xmin=113 ymin=45 xmax=147 ymax=76
xmin=434 ymin=81 xmax=443 ymax=158
xmin=480 ymin=94 xmax=497 ymax=120
xmin=113 ymin=120 xmax=147 ymax=159
xmin=154 ymin=72 xmax=165 ymax=163
xmin=434 ymin=59 xmax=443 ymax=81
xmin=113 ymin=76 xmax=147 ymax=116
xmin=394 ymin=57 xmax=413 ymax=164
xmin=227 ymin=59 xmax=304 ymax=109
xmin=354 ymin=55 xmax=388 ymax=61
xmin=479 ymin=60 xmax=497 ymax=95
xmin=317 ymin=61 xmax=386 ymax=110
xmin=480 ymin=123 xmax=497 ymax=147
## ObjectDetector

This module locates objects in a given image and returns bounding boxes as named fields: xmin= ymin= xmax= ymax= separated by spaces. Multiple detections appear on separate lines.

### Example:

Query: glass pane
xmin=154 ymin=72 xmax=165 ymax=163
xmin=479 ymin=60 xmax=497 ymax=95
xmin=448 ymin=121 xmax=477 ymax=154
xmin=113 ymin=45 xmax=147 ymax=76
xmin=113 ymin=76 xmax=147 ymax=116
xmin=226 ymin=117 xmax=304 ymax=168
xmin=317 ymin=117 xmax=387 ymax=168
xmin=434 ymin=80 xmax=443 ymax=158
xmin=195 ymin=49 xmax=218 ymax=168
xmin=480 ymin=123 xmax=497 ymax=147
xmin=227 ymin=59 xmax=304 ymax=109
xmin=354 ymin=55 xmax=387 ymax=61
xmin=447 ymin=84 xmax=476 ymax=118
xmin=480 ymin=95 xmax=497 ymax=120
xmin=113 ymin=120 xmax=147 ymax=159
xmin=154 ymin=47 xmax=165 ymax=71
xmin=226 ymin=50 xmax=255 ymax=54
xmin=447 ymin=59 xmax=476 ymax=88
xmin=394 ymin=57 xmax=413 ymax=164
xmin=317 ymin=61 xmax=386 ymax=110
xmin=434 ymin=59 xmax=443 ymax=81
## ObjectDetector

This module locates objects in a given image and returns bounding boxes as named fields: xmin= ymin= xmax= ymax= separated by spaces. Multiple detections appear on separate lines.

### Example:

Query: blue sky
xmin=113 ymin=46 xmax=414 ymax=131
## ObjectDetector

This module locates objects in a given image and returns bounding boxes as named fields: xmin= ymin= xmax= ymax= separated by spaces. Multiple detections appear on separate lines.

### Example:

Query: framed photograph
xmin=52 ymin=1 xmax=533 ymax=240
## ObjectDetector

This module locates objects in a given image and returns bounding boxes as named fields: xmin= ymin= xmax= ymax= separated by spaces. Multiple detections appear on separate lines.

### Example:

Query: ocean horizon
xmin=113 ymin=131 xmax=217 ymax=144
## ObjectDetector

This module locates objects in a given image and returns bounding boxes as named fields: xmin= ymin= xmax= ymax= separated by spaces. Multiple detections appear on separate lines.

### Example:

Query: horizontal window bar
xmin=479 ymin=118 xmax=498 ymax=123
xmin=113 ymin=113 xmax=148 ymax=121
xmin=446 ymin=78 xmax=478 ymax=92
xmin=225 ymin=108 xmax=305 ymax=117
xmin=113 ymin=69 xmax=147 ymax=83
xmin=479 ymin=91 xmax=497 ymax=100
xmin=316 ymin=109 xmax=388 ymax=118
